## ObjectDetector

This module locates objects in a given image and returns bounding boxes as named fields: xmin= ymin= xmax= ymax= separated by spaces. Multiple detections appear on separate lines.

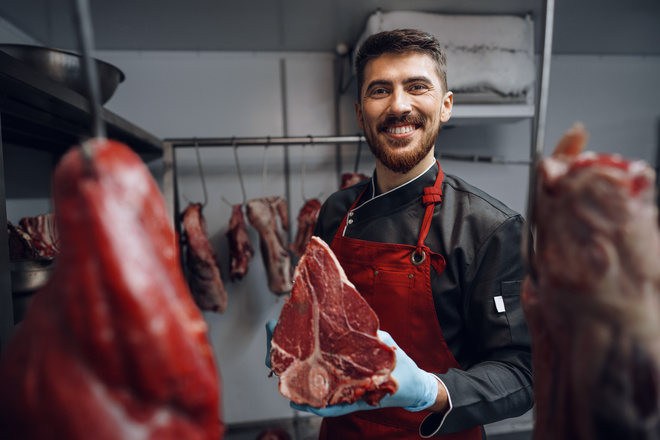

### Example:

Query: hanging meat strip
xmin=182 ymin=202 xmax=228 ymax=313
xmin=289 ymin=198 xmax=322 ymax=257
xmin=0 ymin=139 xmax=223 ymax=440
xmin=246 ymin=197 xmax=293 ymax=295
xmin=226 ymin=204 xmax=254 ymax=281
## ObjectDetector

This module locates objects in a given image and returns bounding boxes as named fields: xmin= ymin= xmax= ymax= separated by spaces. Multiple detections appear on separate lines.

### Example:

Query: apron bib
xmin=319 ymin=162 xmax=482 ymax=440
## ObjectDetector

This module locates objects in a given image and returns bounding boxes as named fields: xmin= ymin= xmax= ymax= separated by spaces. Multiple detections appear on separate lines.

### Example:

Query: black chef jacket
xmin=313 ymin=161 xmax=533 ymax=436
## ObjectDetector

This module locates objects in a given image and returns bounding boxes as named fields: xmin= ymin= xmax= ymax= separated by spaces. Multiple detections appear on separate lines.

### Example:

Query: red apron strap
xmin=414 ymin=161 xmax=444 ymax=259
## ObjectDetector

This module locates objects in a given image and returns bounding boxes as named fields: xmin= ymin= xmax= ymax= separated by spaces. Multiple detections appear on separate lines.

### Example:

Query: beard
xmin=365 ymin=114 xmax=439 ymax=174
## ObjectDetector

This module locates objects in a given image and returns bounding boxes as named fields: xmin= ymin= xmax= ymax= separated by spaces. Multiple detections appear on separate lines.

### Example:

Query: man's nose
xmin=388 ymin=88 xmax=412 ymax=115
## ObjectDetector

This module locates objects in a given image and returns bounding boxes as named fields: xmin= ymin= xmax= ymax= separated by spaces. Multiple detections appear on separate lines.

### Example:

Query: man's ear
xmin=355 ymin=101 xmax=364 ymax=130
xmin=440 ymin=91 xmax=453 ymax=123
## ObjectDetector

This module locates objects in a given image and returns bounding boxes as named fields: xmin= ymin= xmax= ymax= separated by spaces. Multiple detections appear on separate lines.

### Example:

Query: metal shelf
xmin=0 ymin=50 xmax=163 ymax=354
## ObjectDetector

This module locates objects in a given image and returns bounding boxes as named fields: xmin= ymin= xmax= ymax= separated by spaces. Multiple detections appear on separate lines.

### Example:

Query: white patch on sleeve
xmin=494 ymin=296 xmax=505 ymax=313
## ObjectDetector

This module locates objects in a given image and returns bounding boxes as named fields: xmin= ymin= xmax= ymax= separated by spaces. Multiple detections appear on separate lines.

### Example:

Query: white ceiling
xmin=0 ymin=0 xmax=659 ymax=55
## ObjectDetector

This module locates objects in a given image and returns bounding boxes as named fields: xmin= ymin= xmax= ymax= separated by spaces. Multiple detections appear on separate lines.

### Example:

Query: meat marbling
xmin=522 ymin=123 xmax=660 ymax=440
xmin=0 ymin=139 xmax=223 ymax=440
xmin=270 ymin=236 xmax=397 ymax=408
xmin=182 ymin=202 xmax=228 ymax=313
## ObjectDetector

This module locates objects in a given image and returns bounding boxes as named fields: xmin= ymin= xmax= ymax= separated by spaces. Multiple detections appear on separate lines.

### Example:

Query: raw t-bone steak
xmin=0 ymin=139 xmax=223 ymax=440
xmin=270 ymin=236 xmax=397 ymax=408
xmin=522 ymin=123 xmax=660 ymax=440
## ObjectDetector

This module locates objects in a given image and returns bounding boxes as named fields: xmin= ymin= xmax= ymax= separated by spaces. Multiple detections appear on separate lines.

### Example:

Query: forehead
xmin=362 ymin=52 xmax=441 ymax=86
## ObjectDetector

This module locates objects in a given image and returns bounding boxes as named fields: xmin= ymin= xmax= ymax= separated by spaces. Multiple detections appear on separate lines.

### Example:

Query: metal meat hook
xmin=222 ymin=138 xmax=248 ymax=207
xmin=193 ymin=138 xmax=208 ymax=207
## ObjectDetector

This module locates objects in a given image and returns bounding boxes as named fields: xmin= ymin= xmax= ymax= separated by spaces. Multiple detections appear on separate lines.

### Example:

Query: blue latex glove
xmin=290 ymin=330 xmax=439 ymax=416
xmin=265 ymin=319 xmax=277 ymax=369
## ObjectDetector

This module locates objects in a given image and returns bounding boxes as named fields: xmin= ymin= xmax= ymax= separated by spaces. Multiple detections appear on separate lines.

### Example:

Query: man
xmin=273 ymin=29 xmax=533 ymax=439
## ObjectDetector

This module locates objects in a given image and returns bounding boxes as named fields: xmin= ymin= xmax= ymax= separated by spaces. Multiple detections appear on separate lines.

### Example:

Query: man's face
xmin=355 ymin=52 xmax=453 ymax=174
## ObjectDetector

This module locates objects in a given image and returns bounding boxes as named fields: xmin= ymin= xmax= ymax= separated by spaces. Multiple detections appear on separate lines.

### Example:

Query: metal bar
xmin=522 ymin=0 xmax=555 ymax=281
xmin=163 ymin=135 xmax=366 ymax=148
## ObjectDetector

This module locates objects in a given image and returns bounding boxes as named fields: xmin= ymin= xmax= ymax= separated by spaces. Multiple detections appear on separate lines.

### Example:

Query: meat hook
xmin=261 ymin=136 xmax=271 ymax=198
xmin=229 ymin=137 xmax=248 ymax=206
xmin=72 ymin=0 xmax=105 ymax=158
xmin=193 ymin=137 xmax=208 ymax=207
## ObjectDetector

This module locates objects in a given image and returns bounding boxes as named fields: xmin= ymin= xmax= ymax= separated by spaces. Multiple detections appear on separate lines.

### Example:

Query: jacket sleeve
xmin=421 ymin=215 xmax=534 ymax=437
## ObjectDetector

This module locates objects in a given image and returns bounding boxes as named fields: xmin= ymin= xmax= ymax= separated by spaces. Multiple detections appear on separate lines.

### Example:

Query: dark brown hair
xmin=355 ymin=28 xmax=448 ymax=100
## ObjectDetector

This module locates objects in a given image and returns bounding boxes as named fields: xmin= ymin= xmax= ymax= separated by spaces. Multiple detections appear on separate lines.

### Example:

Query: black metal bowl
xmin=0 ymin=43 xmax=125 ymax=104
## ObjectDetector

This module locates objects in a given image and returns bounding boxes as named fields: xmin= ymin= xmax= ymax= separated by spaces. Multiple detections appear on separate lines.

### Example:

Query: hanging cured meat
xmin=340 ymin=172 xmax=370 ymax=189
xmin=522 ymin=123 xmax=660 ymax=440
xmin=0 ymin=139 xmax=223 ymax=440
xmin=182 ymin=202 xmax=228 ymax=313
xmin=246 ymin=197 xmax=293 ymax=295
xmin=270 ymin=236 xmax=397 ymax=407
xmin=289 ymin=198 xmax=322 ymax=258
xmin=226 ymin=204 xmax=254 ymax=281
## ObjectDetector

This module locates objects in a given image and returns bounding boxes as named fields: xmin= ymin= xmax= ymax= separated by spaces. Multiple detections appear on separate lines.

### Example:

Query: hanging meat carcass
xmin=246 ymin=196 xmax=293 ymax=295
xmin=521 ymin=123 xmax=660 ymax=440
xmin=289 ymin=198 xmax=322 ymax=258
xmin=0 ymin=139 xmax=223 ymax=440
xmin=182 ymin=202 xmax=228 ymax=313
xmin=226 ymin=204 xmax=254 ymax=281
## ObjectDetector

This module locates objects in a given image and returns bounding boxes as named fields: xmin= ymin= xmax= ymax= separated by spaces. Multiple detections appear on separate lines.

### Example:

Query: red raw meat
xmin=0 ymin=139 xmax=223 ymax=440
xmin=7 ymin=221 xmax=37 ymax=260
xmin=246 ymin=197 xmax=293 ymax=295
xmin=522 ymin=123 xmax=660 ymax=440
xmin=226 ymin=204 xmax=254 ymax=281
xmin=18 ymin=212 xmax=59 ymax=258
xmin=182 ymin=202 xmax=228 ymax=313
xmin=340 ymin=172 xmax=369 ymax=189
xmin=270 ymin=236 xmax=397 ymax=408
xmin=289 ymin=198 xmax=322 ymax=258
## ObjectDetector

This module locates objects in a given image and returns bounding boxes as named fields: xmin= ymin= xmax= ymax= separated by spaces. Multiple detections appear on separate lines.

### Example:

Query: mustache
xmin=377 ymin=114 xmax=426 ymax=131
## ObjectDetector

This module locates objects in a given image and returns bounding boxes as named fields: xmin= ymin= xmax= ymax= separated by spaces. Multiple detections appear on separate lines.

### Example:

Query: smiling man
xmin=282 ymin=29 xmax=534 ymax=439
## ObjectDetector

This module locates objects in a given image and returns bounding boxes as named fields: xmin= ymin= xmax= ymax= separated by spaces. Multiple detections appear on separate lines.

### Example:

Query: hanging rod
xmin=163 ymin=135 xmax=366 ymax=148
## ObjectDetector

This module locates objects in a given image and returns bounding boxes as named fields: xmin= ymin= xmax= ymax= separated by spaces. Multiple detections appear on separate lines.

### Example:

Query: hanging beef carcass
xmin=289 ymin=198 xmax=322 ymax=258
xmin=0 ymin=139 xmax=223 ymax=440
xmin=182 ymin=202 xmax=228 ymax=313
xmin=226 ymin=204 xmax=254 ymax=281
xmin=246 ymin=197 xmax=293 ymax=295
xmin=521 ymin=123 xmax=660 ymax=440
xmin=270 ymin=236 xmax=397 ymax=407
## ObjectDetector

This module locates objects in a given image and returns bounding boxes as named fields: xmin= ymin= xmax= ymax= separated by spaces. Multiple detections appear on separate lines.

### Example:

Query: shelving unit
xmin=0 ymin=50 xmax=163 ymax=354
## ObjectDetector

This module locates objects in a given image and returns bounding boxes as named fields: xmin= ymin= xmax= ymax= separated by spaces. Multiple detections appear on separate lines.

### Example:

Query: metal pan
xmin=0 ymin=43 xmax=124 ymax=104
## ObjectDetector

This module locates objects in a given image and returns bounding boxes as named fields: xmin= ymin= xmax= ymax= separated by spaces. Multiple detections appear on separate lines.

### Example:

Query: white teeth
xmin=386 ymin=125 xmax=416 ymax=134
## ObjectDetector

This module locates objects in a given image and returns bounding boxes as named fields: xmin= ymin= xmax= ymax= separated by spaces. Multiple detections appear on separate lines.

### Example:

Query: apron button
xmin=408 ymin=273 xmax=413 ymax=279
xmin=374 ymin=270 xmax=378 ymax=275
xmin=348 ymin=219 xmax=353 ymax=225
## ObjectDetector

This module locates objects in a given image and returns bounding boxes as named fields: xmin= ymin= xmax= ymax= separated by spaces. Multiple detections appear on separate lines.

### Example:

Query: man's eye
xmin=410 ymin=84 xmax=428 ymax=92
xmin=370 ymin=88 xmax=388 ymax=96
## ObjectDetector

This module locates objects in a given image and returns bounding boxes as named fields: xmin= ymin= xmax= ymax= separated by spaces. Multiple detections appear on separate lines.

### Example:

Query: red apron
xmin=319 ymin=162 xmax=482 ymax=440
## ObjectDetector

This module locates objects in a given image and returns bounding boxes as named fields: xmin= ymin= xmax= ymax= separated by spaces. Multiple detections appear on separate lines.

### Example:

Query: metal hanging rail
xmin=163 ymin=134 xmax=366 ymax=148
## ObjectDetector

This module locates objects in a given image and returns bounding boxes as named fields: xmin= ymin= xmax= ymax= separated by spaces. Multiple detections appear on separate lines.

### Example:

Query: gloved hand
xmin=265 ymin=319 xmax=277 ymax=369
xmin=290 ymin=330 xmax=439 ymax=416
